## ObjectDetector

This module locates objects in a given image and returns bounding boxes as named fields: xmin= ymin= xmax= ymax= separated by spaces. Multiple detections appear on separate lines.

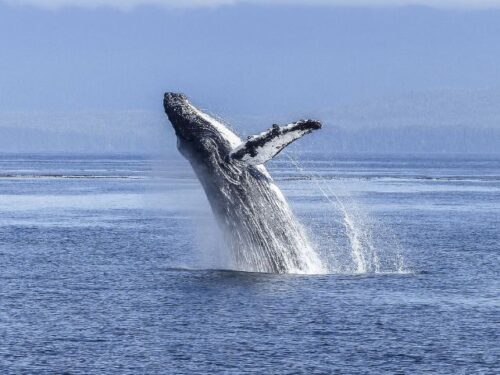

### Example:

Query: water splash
xmin=218 ymin=178 xmax=327 ymax=274
xmin=286 ymin=155 xmax=408 ymax=274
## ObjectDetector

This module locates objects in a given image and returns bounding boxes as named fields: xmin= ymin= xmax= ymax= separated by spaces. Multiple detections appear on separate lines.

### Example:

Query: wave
xmin=0 ymin=174 xmax=146 ymax=180
xmin=2 ymin=173 xmax=497 ymax=182
xmin=277 ymin=174 xmax=500 ymax=182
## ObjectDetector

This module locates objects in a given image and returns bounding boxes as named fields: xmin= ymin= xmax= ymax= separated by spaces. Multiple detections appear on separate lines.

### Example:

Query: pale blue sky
xmin=1 ymin=1 xmax=499 ymax=153
xmin=1 ymin=1 xmax=499 ymax=114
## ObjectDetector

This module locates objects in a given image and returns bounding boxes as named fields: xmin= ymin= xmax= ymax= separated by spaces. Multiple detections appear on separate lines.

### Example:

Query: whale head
xmin=163 ymin=92 xmax=241 ymax=163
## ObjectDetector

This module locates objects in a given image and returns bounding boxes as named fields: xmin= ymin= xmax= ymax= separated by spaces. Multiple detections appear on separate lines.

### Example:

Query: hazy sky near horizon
xmin=1 ymin=1 xmax=500 ymax=117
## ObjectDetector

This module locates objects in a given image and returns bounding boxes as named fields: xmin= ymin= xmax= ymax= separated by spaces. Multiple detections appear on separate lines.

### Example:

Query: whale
xmin=163 ymin=92 xmax=324 ymax=273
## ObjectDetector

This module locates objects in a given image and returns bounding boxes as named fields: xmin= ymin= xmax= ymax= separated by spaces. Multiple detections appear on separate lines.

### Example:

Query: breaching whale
xmin=164 ymin=92 xmax=324 ymax=274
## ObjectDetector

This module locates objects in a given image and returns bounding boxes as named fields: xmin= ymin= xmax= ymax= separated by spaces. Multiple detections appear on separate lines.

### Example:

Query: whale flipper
xmin=229 ymin=120 xmax=322 ymax=165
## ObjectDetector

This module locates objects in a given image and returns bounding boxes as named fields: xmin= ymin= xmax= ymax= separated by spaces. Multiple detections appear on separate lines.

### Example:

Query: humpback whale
xmin=164 ymin=92 xmax=324 ymax=273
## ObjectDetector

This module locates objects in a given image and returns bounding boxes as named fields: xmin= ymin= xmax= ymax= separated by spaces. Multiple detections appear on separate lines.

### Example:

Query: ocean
xmin=0 ymin=153 xmax=498 ymax=374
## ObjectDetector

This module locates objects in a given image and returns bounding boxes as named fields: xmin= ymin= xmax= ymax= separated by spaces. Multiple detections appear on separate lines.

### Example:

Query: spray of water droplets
xmin=286 ymin=154 xmax=408 ymax=274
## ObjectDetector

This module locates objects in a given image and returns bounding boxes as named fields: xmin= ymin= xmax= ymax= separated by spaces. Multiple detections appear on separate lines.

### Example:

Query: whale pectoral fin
xmin=229 ymin=120 xmax=322 ymax=165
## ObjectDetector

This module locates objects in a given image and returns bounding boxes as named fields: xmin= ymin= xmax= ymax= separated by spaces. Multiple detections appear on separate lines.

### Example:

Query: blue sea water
xmin=0 ymin=153 xmax=498 ymax=374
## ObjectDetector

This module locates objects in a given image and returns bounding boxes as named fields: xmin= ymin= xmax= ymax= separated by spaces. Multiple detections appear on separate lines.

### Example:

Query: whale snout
xmin=163 ymin=92 xmax=190 ymax=131
xmin=163 ymin=92 xmax=188 ymax=112
xmin=163 ymin=92 xmax=202 ymax=144
xmin=164 ymin=92 xmax=187 ymax=102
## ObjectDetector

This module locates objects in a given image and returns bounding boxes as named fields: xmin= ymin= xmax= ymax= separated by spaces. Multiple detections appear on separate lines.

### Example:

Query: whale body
xmin=163 ymin=92 xmax=324 ymax=273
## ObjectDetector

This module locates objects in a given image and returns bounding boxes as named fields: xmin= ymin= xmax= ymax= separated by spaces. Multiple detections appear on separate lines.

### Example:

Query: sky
xmin=5 ymin=1 xmax=500 ymax=10
xmin=1 ymin=0 xmax=499 ymax=153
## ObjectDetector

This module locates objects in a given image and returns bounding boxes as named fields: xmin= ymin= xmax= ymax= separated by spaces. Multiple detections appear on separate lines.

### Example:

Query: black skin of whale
xmin=163 ymin=92 xmax=320 ymax=273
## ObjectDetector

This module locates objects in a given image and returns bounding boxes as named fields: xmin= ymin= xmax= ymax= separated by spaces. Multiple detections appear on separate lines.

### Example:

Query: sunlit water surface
xmin=0 ymin=153 xmax=498 ymax=374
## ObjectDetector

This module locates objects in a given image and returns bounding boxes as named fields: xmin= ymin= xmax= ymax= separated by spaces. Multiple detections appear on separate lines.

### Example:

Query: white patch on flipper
xmin=230 ymin=122 xmax=319 ymax=166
